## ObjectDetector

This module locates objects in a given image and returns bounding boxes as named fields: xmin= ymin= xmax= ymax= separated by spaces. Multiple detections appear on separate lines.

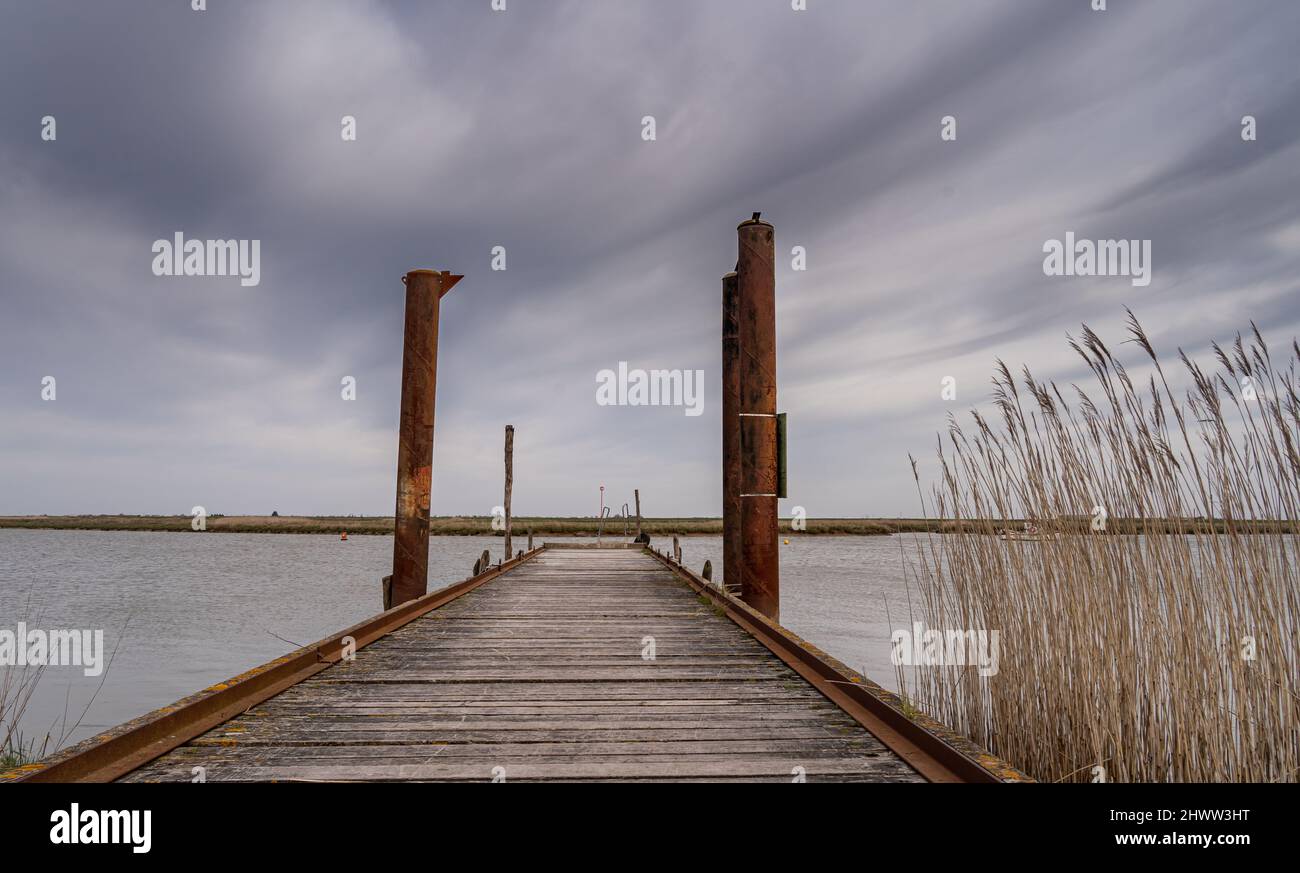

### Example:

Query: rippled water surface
xmin=0 ymin=530 xmax=922 ymax=749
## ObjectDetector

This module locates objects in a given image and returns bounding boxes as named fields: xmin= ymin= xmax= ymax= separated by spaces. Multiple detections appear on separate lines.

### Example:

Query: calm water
xmin=0 ymin=530 xmax=923 ymax=750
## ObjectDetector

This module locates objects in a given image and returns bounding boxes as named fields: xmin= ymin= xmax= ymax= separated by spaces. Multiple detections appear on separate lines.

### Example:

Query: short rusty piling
xmin=735 ymin=215 xmax=780 ymax=621
xmin=389 ymin=269 xmax=462 ymax=609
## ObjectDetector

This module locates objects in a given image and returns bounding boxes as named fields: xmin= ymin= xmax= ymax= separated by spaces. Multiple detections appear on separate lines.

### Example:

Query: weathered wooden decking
xmin=121 ymin=548 xmax=924 ymax=782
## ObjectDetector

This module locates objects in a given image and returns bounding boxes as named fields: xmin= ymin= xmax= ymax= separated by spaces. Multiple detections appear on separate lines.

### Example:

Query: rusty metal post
xmin=736 ymin=215 xmax=780 ymax=621
xmin=389 ymin=269 xmax=462 ymax=608
xmin=721 ymin=270 xmax=743 ymax=598
xmin=503 ymin=425 xmax=514 ymax=558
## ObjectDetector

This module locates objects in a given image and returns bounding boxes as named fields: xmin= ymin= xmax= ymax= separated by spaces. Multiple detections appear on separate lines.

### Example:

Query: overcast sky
xmin=2 ymin=0 xmax=1299 ymax=519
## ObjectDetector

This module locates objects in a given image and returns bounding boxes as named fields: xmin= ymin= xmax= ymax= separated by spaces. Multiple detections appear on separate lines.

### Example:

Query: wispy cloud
xmin=2 ymin=0 xmax=1299 ymax=517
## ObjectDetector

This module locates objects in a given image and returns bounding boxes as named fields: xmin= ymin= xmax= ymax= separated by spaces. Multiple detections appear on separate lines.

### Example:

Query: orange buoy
xmin=340 ymin=531 xmax=348 ymax=541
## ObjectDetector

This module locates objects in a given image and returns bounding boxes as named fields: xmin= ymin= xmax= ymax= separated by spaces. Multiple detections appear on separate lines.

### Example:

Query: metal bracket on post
xmin=776 ymin=412 xmax=787 ymax=499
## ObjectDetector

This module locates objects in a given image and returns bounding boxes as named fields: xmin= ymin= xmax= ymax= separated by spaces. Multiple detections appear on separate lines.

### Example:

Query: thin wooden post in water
xmin=389 ymin=268 xmax=462 ymax=609
xmin=503 ymin=424 xmax=514 ymax=558
xmin=634 ymin=489 xmax=642 ymax=538
xmin=673 ymin=535 xmax=681 ymax=563
xmin=527 ymin=529 xmax=533 ymax=551
xmin=736 ymin=214 xmax=780 ymax=621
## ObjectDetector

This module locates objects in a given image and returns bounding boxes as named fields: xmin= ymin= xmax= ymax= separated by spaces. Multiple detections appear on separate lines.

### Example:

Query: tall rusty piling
xmin=735 ymin=215 xmax=780 ymax=620
xmin=503 ymin=424 xmax=514 ymax=558
xmin=389 ymin=268 xmax=462 ymax=608
xmin=721 ymin=270 xmax=743 ymax=598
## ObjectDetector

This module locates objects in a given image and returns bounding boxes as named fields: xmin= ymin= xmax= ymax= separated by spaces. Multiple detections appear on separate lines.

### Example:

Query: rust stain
xmin=416 ymin=465 xmax=431 ymax=510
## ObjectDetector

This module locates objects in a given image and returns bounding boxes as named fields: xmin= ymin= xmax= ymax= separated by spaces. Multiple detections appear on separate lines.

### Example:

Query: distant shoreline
xmin=0 ymin=515 xmax=1290 ymax=536
xmin=0 ymin=515 xmax=923 ymax=536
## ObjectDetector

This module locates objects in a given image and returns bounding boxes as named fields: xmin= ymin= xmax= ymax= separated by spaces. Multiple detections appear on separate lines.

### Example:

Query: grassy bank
xmin=0 ymin=514 xmax=1285 ymax=536
xmin=0 ymin=514 xmax=929 ymax=536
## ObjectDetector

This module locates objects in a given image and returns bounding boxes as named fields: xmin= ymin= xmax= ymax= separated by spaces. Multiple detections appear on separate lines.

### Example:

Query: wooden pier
xmin=4 ymin=222 xmax=1030 ymax=784
xmin=7 ymin=544 xmax=1027 ymax=783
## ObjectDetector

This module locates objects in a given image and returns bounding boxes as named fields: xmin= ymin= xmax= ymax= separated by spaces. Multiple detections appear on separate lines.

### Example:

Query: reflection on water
xmin=0 ymin=529 xmax=920 ymax=750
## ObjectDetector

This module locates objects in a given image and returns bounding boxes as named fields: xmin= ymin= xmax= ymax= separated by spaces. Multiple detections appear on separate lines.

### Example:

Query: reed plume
xmin=906 ymin=311 xmax=1300 ymax=782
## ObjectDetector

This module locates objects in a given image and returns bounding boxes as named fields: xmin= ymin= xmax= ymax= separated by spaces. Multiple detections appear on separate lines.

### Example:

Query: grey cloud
xmin=2 ymin=0 xmax=1299 ymax=518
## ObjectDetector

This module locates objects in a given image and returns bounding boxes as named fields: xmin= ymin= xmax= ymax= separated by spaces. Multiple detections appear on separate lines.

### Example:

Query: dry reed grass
xmin=904 ymin=311 xmax=1300 ymax=782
